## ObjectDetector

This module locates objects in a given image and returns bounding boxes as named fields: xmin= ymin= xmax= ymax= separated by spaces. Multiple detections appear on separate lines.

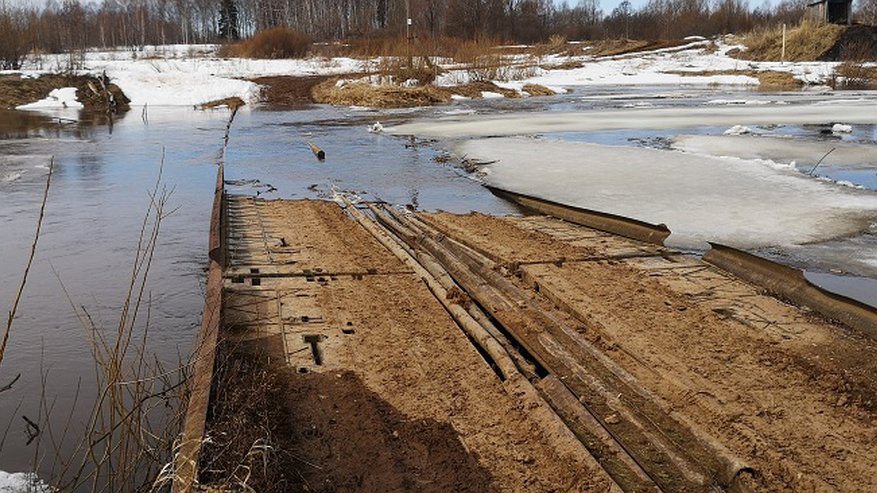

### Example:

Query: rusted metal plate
xmin=705 ymin=242 xmax=877 ymax=339
xmin=486 ymin=185 xmax=671 ymax=246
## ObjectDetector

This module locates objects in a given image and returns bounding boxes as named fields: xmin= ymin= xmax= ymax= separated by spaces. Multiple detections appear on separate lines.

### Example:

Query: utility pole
xmin=405 ymin=0 xmax=412 ymax=67
xmin=406 ymin=0 xmax=411 ymax=41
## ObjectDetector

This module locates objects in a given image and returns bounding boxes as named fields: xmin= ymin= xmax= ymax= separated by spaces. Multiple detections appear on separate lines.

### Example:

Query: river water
xmin=0 ymin=104 xmax=517 ymax=482
xmin=1 ymin=87 xmax=877 ymax=484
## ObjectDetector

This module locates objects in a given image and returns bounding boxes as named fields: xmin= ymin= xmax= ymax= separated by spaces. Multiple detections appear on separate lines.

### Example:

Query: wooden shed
xmin=806 ymin=0 xmax=853 ymax=25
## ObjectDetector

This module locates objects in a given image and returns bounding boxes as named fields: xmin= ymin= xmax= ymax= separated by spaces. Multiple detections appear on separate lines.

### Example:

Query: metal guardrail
xmin=487 ymin=184 xmax=877 ymax=339
xmin=486 ymin=186 xmax=672 ymax=246
xmin=704 ymin=243 xmax=877 ymax=339
xmin=173 ymin=163 xmax=226 ymax=493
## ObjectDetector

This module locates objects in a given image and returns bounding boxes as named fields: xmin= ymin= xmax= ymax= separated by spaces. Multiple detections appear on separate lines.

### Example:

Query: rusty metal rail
xmin=705 ymin=243 xmax=877 ymax=339
xmin=486 ymin=186 xmax=671 ymax=246
xmin=489 ymin=185 xmax=876 ymax=339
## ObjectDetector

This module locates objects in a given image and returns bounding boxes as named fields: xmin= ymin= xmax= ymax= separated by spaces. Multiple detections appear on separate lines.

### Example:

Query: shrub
xmin=225 ymin=27 xmax=311 ymax=59
xmin=377 ymin=56 xmax=441 ymax=85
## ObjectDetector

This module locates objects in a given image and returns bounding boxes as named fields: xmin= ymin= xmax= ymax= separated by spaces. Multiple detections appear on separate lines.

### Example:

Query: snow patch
xmin=706 ymin=99 xmax=772 ymax=106
xmin=1 ymin=171 xmax=24 ymax=183
xmin=441 ymin=108 xmax=476 ymax=115
xmin=16 ymin=87 xmax=83 ymax=110
xmin=672 ymin=135 xmax=877 ymax=169
xmin=0 ymin=471 xmax=51 ymax=492
xmin=481 ymin=91 xmax=505 ymax=99
xmin=832 ymin=123 xmax=853 ymax=134
xmin=723 ymin=125 xmax=752 ymax=135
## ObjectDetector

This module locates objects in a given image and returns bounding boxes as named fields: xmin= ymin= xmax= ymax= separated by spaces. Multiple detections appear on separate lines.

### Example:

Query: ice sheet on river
xmin=672 ymin=134 xmax=877 ymax=169
xmin=461 ymin=137 xmax=877 ymax=249
xmin=390 ymin=102 xmax=877 ymax=138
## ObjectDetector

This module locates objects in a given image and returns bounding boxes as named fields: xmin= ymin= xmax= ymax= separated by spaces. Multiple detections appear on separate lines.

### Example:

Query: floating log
xmin=308 ymin=142 xmax=326 ymax=161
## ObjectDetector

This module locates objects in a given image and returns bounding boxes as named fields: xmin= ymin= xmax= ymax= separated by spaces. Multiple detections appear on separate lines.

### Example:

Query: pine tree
xmin=219 ymin=0 xmax=239 ymax=40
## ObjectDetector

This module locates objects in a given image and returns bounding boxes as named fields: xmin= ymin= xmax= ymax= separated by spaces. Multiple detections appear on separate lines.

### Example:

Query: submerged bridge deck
xmin=180 ymin=192 xmax=877 ymax=492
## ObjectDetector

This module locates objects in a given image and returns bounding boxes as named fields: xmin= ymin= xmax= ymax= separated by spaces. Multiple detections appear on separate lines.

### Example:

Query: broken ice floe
xmin=457 ymin=136 xmax=877 ymax=250
xmin=832 ymin=123 xmax=853 ymax=134
xmin=723 ymin=125 xmax=752 ymax=135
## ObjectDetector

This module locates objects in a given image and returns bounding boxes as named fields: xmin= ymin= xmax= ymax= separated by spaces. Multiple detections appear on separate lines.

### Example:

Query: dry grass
xmin=220 ymin=27 xmax=310 ymax=59
xmin=447 ymin=81 xmax=519 ymax=99
xmin=755 ymin=71 xmax=804 ymax=90
xmin=540 ymin=60 xmax=585 ymax=71
xmin=662 ymin=69 xmax=803 ymax=90
xmin=308 ymin=78 xmax=565 ymax=108
xmin=833 ymin=61 xmax=877 ymax=89
xmin=197 ymin=339 xmax=293 ymax=491
xmin=522 ymin=84 xmax=557 ymax=96
xmin=375 ymin=56 xmax=442 ymax=85
xmin=586 ymin=39 xmax=690 ymax=57
xmin=311 ymin=79 xmax=452 ymax=108
xmin=201 ymin=97 xmax=246 ymax=110
xmin=316 ymin=36 xmax=501 ymax=60
xmin=737 ymin=22 xmax=845 ymax=61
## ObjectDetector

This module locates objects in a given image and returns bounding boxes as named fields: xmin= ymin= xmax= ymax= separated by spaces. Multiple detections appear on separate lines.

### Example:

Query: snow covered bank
xmin=9 ymin=45 xmax=367 ymax=107
xmin=433 ymin=38 xmax=846 ymax=91
xmin=4 ymin=36 xmax=860 ymax=108
xmin=459 ymin=137 xmax=877 ymax=249
xmin=390 ymin=101 xmax=877 ymax=138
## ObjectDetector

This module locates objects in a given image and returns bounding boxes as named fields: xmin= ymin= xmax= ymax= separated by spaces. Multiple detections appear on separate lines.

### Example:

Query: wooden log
xmin=368 ymin=205 xmax=539 ymax=380
xmin=380 ymin=206 xmax=755 ymax=492
xmin=308 ymin=141 xmax=325 ymax=160
xmin=341 ymin=198 xmax=624 ymax=492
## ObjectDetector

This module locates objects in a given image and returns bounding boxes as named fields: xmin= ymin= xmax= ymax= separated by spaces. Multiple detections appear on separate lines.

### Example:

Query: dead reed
xmin=1 ymin=158 xmax=53 ymax=372
xmin=311 ymin=79 xmax=452 ymax=108
xmin=832 ymin=61 xmax=877 ymax=89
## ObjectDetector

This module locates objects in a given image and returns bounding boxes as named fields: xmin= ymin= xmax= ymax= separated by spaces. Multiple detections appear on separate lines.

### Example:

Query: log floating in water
xmin=308 ymin=142 xmax=326 ymax=161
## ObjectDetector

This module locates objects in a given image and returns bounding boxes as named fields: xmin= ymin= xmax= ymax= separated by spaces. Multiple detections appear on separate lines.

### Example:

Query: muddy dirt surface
xmin=251 ymin=75 xmax=336 ymax=106
xmin=421 ymin=212 xmax=877 ymax=492
xmin=207 ymin=197 xmax=615 ymax=492
xmin=420 ymin=212 xmax=597 ymax=265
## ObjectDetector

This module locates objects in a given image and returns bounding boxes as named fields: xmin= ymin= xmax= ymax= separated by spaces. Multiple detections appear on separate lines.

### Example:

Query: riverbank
xmin=3 ymin=36 xmax=871 ymax=111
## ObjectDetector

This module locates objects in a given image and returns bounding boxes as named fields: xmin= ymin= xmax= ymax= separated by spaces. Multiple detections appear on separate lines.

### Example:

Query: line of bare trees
xmin=2 ymin=0 xmax=876 ymax=68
